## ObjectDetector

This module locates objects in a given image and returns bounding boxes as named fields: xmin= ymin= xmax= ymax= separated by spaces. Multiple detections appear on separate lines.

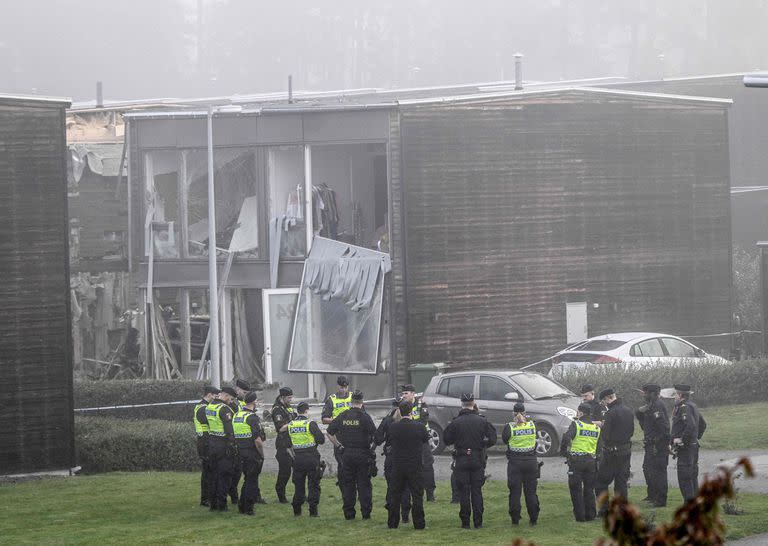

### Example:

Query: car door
xmin=477 ymin=374 xmax=521 ymax=433
xmin=627 ymin=337 xmax=667 ymax=368
xmin=659 ymin=337 xmax=699 ymax=365
xmin=430 ymin=374 xmax=476 ymax=429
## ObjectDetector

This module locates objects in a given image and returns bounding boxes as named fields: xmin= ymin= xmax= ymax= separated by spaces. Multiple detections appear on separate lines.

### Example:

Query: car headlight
xmin=557 ymin=406 xmax=576 ymax=419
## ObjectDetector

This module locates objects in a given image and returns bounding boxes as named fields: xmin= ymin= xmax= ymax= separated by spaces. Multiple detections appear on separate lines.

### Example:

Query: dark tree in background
xmin=2 ymin=0 xmax=768 ymax=100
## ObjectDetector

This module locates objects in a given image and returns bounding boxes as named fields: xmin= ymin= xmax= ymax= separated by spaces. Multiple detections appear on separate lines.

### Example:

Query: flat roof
xmin=0 ymin=92 xmax=71 ymax=106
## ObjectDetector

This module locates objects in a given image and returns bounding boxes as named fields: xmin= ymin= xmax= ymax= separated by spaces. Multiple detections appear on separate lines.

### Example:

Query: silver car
xmin=421 ymin=370 xmax=581 ymax=456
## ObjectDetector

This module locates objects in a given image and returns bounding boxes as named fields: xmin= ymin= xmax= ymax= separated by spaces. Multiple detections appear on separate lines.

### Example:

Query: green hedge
xmin=75 ymin=415 xmax=199 ymax=473
xmin=557 ymin=359 xmax=768 ymax=409
xmin=74 ymin=379 xmax=207 ymax=421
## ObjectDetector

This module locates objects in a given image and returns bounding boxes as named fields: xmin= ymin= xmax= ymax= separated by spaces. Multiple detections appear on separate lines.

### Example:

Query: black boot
xmin=309 ymin=506 xmax=319 ymax=517
xmin=293 ymin=505 xmax=302 ymax=516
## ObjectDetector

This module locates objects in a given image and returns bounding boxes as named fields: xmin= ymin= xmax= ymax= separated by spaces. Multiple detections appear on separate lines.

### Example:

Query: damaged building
xmin=123 ymin=84 xmax=733 ymax=399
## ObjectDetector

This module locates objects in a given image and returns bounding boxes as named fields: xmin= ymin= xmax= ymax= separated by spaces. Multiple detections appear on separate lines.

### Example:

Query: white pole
xmin=207 ymin=106 xmax=221 ymax=388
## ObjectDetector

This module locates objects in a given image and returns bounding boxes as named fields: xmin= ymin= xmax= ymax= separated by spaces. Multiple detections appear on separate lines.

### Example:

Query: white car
xmin=548 ymin=332 xmax=729 ymax=378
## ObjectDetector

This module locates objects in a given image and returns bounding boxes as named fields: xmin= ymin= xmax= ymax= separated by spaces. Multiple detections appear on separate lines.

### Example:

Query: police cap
xmin=337 ymin=376 xmax=349 ymax=386
xmin=220 ymin=386 xmax=237 ymax=397
xmin=351 ymin=390 xmax=364 ymax=401
xmin=577 ymin=403 xmax=593 ymax=415
xmin=244 ymin=391 xmax=258 ymax=404
xmin=235 ymin=379 xmax=251 ymax=391
xmin=204 ymin=385 xmax=220 ymax=395
xmin=598 ymin=388 xmax=615 ymax=401
xmin=460 ymin=393 xmax=475 ymax=402
xmin=641 ymin=383 xmax=661 ymax=393
xmin=513 ymin=402 xmax=526 ymax=413
xmin=279 ymin=387 xmax=293 ymax=397
xmin=673 ymin=384 xmax=692 ymax=393
xmin=401 ymin=384 xmax=417 ymax=393
xmin=580 ymin=384 xmax=595 ymax=394
xmin=296 ymin=401 xmax=310 ymax=413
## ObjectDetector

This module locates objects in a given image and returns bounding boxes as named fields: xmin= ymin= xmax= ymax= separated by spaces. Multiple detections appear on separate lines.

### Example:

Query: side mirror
xmin=504 ymin=392 xmax=519 ymax=401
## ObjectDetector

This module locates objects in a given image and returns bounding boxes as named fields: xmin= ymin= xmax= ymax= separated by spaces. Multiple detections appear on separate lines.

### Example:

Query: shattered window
xmin=268 ymin=146 xmax=307 ymax=259
xmin=145 ymin=151 xmax=180 ymax=258
xmin=288 ymin=237 xmax=390 ymax=375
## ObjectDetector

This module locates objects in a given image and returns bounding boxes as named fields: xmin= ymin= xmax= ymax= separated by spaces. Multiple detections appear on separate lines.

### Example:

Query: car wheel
xmin=535 ymin=423 xmax=559 ymax=457
xmin=427 ymin=422 xmax=445 ymax=455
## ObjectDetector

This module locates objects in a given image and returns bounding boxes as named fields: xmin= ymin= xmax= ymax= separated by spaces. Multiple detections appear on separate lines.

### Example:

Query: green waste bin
xmin=407 ymin=362 xmax=448 ymax=393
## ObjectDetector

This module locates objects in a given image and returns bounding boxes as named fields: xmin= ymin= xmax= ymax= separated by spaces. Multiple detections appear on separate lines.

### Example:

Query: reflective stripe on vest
xmin=570 ymin=420 xmax=600 ymax=456
xmin=507 ymin=421 xmax=537 ymax=452
xmin=194 ymin=402 xmax=209 ymax=436
xmin=288 ymin=419 xmax=316 ymax=449
xmin=330 ymin=393 xmax=353 ymax=419
xmin=233 ymin=409 xmax=253 ymax=439
xmin=205 ymin=403 xmax=227 ymax=436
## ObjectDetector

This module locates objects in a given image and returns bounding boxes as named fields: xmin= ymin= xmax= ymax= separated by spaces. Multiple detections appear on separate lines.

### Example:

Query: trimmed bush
xmin=74 ymin=379 xmax=208 ymax=421
xmin=75 ymin=415 xmax=199 ymax=473
xmin=557 ymin=358 xmax=768 ymax=409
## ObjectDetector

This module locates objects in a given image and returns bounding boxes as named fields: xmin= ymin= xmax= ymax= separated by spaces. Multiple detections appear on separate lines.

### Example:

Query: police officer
xmin=205 ymin=387 xmax=236 ymax=511
xmin=670 ymin=384 xmax=707 ymax=502
xmin=580 ymin=384 xmax=605 ymax=425
xmin=386 ymin=400 xmax=429 ymax=530
xmin=272 ymin=386 xmax=296 ymax=503
xmin=229 ymin=380 xmax=250 ymax=505
xmin=374 ymin=397 xmax=413 ymax=523
xmin=401 ymin=384 xmax=436 ymax=502
xmin=193 ymin=385 xmax=219 ymax=507
xmin=503 ymin=402 xmax=540 ymax=526
xmin=443 ymin=393 xmax=497 ymax=529
xmin=233 ymin=391 xmax=266 ymax=515
xmin=560 ymin=402 xmax=601 ymax=522
xmin=595 ymin=388 xmax=634 ymax=514
xmin=327 ymin=390 xmax=377 ymax=520
xmin=288 ymin=401 xmax=326 ymax=517
xmin=636 ymin=383 xmax=670 ymax=507
xmin=322 ymin=375 xmax=352 ymax=493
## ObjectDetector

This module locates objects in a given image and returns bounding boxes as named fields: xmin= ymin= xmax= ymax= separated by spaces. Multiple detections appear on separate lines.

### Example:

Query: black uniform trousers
xmin=643 ymin=443 xmax=669 ymax=505
xmin=196 ymin=436 xmax=211 ymax=504
xmin=341 ymin=448 xmax=373 ymax=518
xmin=207 ymin=438 xmax=235 ymax=510
xmin=596 ymin=446 xmax=632 ymax=512
xmin=237 ymin=448 xmax=262 ymax=511
xmin=292 ymin=450 xmax=322 ymax=512
xmin=229 ymin=449 xmax=241 ymax=502
xmin=384 ymin=455 xmax=411 ymax=519
xmin=676 ymin=444 xmax=700 ymax=502
xmin=567 ymin=456 xmax=597 ymax=522
xmin=275 ymin=446 xmax=293 ymax=498
xmin=454 ymin=452 xmax=485 ymax=527
xmin=387 ymin=464 xmax=425 ymax=529
xmin=422 ymin=443 xmax=436 ymax=495
xmin=334 ymin=445 xmax=345 ymax=492
xmin=507 ymin=455 xmax=540 ymax=524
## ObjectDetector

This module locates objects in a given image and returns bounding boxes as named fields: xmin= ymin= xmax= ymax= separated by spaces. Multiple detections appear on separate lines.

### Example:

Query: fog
xmin=1 ymin=0 xmax=767 ymax=101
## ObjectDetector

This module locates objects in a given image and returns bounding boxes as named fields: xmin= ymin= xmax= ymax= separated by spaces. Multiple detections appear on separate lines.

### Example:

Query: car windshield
xmin=510 ymin=372 xmax=572 ymax=400
xmin=576 ymin=340 xmax=626 ymax=352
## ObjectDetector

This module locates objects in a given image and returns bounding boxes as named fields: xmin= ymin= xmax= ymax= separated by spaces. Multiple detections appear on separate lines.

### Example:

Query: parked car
xmin=421 ymin=370 xmax=580 ymax=456
xmin=548 ymin=332 xmax=729 ymax=379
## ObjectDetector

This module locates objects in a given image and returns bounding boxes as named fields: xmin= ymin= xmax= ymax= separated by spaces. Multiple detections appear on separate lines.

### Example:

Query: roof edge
xmin=0 ymin=93 xmax=71 ymax=106
xmin=397 ymin=86 xmax=733 ymax=107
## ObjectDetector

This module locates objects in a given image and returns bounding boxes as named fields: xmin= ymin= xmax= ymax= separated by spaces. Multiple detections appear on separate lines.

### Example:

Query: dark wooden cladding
xmin=399 ymin=91 xmax=731 ymax=369
xmin=0 ymin=96 xmax=74 ymax=473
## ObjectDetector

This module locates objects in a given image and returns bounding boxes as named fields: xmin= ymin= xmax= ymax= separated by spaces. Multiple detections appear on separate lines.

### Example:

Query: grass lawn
xmin=696 ymin=401 xmax=768 ymax=451
xmin=1 ymin=472 xmax=767 ymax=545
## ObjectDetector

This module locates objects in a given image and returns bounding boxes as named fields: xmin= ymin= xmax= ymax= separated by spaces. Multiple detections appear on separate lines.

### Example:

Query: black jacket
xmin=272 ymin=397 xmax=297 ymax=450
xmin=671 ymin=399 xmax=707 ymax=447
xmin=387 ymin=418 xmax=429 ymax=467
xmin=444 ymin=408 xmax=497 ymax=451
xmin=327 ymin=407 xmax=376 ymax=450
xmin=600 ymin=398 xmax=634 ymax=450
xmin=636 ymin=397 xmax=670 ymax=447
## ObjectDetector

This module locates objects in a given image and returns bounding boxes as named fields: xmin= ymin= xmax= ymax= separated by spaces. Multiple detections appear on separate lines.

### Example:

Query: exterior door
xmin=262 ymin=288 xmax=309 ymax=398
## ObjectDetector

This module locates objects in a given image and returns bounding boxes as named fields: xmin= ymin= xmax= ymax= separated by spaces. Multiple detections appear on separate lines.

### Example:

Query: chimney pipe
xmin=96 ymin=81 xmax=103 ymax=108
xmin=288 ymin=75 xmax=293 ymax=104
xmin=514 ymin=53 xmax=523 ymax=90
xmin=658 ymin=53 xmax=666 ymax=81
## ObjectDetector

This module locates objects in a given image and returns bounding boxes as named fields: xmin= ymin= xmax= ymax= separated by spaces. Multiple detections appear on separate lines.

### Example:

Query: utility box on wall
xmin=566 ymin=302 xmax=588 ymax=344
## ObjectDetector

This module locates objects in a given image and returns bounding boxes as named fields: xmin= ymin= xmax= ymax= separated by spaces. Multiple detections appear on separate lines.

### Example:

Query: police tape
xmin=73 ymin=396 xmax=401 ymax=413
